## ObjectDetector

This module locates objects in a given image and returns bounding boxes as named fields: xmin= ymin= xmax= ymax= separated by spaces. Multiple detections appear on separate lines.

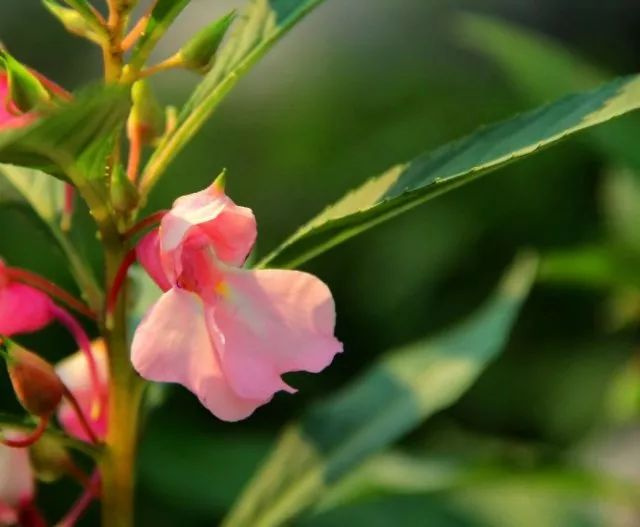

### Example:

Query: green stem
xmin=99 ymin=243 xmax=144 ymax=527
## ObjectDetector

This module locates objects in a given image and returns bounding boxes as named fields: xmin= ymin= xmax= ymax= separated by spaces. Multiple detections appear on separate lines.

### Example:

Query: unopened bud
xmin=0 ymin=52 xmax=50 ymax=113
xmin=178 ymin=11 xmax=236 ymax=73
xmin=111 ymin=164 xmax=139 ymax=212
xmin=127 ymin=79 xmax=164 ymax=146
xmin=2 ymin=340 xmax=64 ymax=417
xmin=42 ymin=0 xmax=103 ymax=43
xmin=29 ymin=435 xmax=72 ymax=483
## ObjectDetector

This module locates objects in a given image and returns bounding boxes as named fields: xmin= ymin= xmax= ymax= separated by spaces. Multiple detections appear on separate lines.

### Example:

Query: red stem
xmin=57 ymin=471 xmax=101 ymax=527
xmin=124 ymin=210 xmax=167 ymax=241
xmin=51 ymin=305 xmax=105 ymax=421
xmin=62 ymin=386 xmax=99 ymax=445
xmin=61 ymin=184 xmax=75 ymax=231
xmin=126 ymin=127 xmax=143 ymax=183
xmin=106 ymin=249 xmax=137 ymax=319
xmin=1 ymin=416 xmax=48 ymax=448
xmin=5 ymin=267 xmax=96 ymax=320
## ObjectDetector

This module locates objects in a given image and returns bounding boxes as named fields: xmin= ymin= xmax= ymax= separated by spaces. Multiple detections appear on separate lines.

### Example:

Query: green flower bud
xmin=128 ymin=79 xmax=164 ymax=146
xmin=0 ymin=52 xmax=50 ymax=113
xmin=42 ymin=0 xmax=104 ymax=43
xmin=111 ymin=164 xmax=139 ymax=213
xmin=179 ymin=11 xmax=236 ymax=74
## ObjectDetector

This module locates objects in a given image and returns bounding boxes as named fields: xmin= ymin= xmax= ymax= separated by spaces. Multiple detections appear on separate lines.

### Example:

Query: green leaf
xmin=128 ymin=0 xmax=193 ymax=71
xmin=0 ymin=85 xmax=128 ymax=177
xmin=0 ymin=165 xmax=102 ymax=309
xmin=455 ymin=13 xmax=640 ymax=171
xmin=223 ymin=254 xmax=538 ymax=527
xmin=0 ymin=85 xmax=129 ymax=239
xmin=258 ymin=75 xmax=640 ymax=269
xmin=140 ymin=0 xmax=326 ymax=195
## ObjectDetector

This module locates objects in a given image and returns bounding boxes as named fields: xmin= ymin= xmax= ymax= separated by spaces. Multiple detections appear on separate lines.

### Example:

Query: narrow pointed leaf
xmin=258 ymin=75 xmax=640 ymax=269
xmin=129 ymin=0 xmax=193 ymax=71
xmin=141 ymin=0 xmax=326 ymax=195
xmin=0 ymin=85 xmax=129 ymax=178
xmin=223 ymin=254 xmax=538 ymax=527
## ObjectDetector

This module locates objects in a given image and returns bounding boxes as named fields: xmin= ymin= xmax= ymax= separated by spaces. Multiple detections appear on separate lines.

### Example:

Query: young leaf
xmin=0 ymin=85 xmax=128 ymax=176
xmin=223 ymin=253 xmax=538 ymax=527
xmin=257 ymin=75 xmax=640 ymax=269
xmin=140 ymin=0 xmax=326 ymax=196
xmin=0 ymin=165 xmax=102 ymax=309
xmin=129 ymin=0 xmax=193 ymax=72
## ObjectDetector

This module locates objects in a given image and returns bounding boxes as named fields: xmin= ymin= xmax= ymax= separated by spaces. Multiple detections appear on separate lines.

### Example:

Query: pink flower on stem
xmin=132 ymin=181 xmax=342 ymax=421
xmin=56 ymin=340 xmax=109 ymax=442
xmin=0 ymin=434 xmax=36 ymax=525
xmin=0 ymin=71 xmax=36 ymax=130
xmin=0 ymin=261 xmax=104 ymax=436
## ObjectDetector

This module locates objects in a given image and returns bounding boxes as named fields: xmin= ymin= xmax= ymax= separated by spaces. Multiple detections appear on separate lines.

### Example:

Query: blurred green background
xmin=1 ymin=0 xmax=640 ymax=525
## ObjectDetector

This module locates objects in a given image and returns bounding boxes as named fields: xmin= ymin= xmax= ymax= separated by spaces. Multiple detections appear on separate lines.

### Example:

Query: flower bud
xmin=2 ymin=340 xmax=64 ymax=417
xmin=29 ymin=435 xmax=72 ymax=483
xmin=110 ymin=164 xmax=139 ymax=212
xmin=178 ymin=11 xmax=236 ymax=73
xmin=0 ymin=52 xmax=50 ymax=114
xmin=42 ymin=0 xmax=103 ymax=44
xmin=127 ymin=79 xmax=164 ymax=146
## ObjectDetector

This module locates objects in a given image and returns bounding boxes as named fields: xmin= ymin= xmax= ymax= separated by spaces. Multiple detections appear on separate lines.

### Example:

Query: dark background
xmin=1 ymin=1 xmax=639 ymax=525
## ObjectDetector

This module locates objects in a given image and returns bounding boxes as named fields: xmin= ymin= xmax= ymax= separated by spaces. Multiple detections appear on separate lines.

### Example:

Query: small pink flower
xmin=0 ymin=434 xmax=34 ymax=524
xmin=0 ymin=262 xmax=55 ymax=335
xmin=0 ymin=261 xmax=104 ymax=437
xmin=132 ymin=182 xmax=342 ymax=421
xmin=55 ymin=339 xmax=109 ymax=442
xmin=0 ymin=71 xmax=36 ymax=130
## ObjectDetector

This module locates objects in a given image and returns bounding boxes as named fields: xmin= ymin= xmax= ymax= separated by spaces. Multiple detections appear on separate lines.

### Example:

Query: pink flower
xmin=0 ymin=434 xmax=34 ymax=525
xmin=0 ymin=71 xmax=36 ymax=130
xmin=132 ymin=181 xmax=342 ymax=421
xmin=0 ymin=261 xmax=104 ymax=436
xmin=55 ymin=339 xmax=109 ymax=442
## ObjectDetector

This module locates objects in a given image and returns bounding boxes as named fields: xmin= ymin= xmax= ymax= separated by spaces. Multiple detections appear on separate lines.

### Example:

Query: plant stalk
xmin=99 ymin=244 xmax=144 ymax=527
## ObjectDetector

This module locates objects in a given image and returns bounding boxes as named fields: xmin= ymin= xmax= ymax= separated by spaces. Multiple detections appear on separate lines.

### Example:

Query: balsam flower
xmin=0 ymin=261 xmax=104 ymax=434
xmin=56 ymin=340 xmax=109 ymax=442
xmin=0 ymin=434 xmax=35 ymax=525
xmin=0 ymin=70 xmax=35 ymax=129
xmin=132 ymin=181 xmax=342 ymax=421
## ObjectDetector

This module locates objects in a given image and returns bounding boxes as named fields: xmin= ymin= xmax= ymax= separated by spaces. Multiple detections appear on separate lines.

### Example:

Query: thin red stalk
xmin=1 ymin=416 xmax=48 ymax=448
xmin=5 ymin=267 xmax=96 ymax=320
xmin=126 ymin=128 xmax=143 ymax=183
xmin=51 ymin=305 xmax=105 ymax=420
xmin=106 ymin=249 xmax=136 ymax=320
xmin=57 ymin=471 xmax=101 ymax=527
xmin=62 ymin=386 xmax=99 ymax=445
xmin=121 ymin=0 xmax=157 ymax=51
xmin=123 ymin=210 xmax=166 ymax=240
xmin=61 ymin=184 xmax=75 ymax=232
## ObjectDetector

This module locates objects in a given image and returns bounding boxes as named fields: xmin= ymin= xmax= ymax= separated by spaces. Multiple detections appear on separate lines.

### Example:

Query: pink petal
xmin=0 ymin=440 xmax=33 ymax=509
xmin=55 ymin=340 xmax=109 ymax=441
xmin=136 ymin=230 xmax=172 ymax=291
xmin=214 ymin=268 xmax=343 ymax=401
xmin=0 ymin=283 xmax=54 ymax=335
xmin=131 ymin=288 xmax=266 ymax=421
xmin=160 ymin=183 xmax=257 ymax=266
xmin=0 ymin=72 xmax=36 ymax=130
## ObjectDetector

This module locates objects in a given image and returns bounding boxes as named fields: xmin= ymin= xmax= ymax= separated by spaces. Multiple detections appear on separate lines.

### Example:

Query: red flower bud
xmin=3 ymin=341 xmax=64 ymax=417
